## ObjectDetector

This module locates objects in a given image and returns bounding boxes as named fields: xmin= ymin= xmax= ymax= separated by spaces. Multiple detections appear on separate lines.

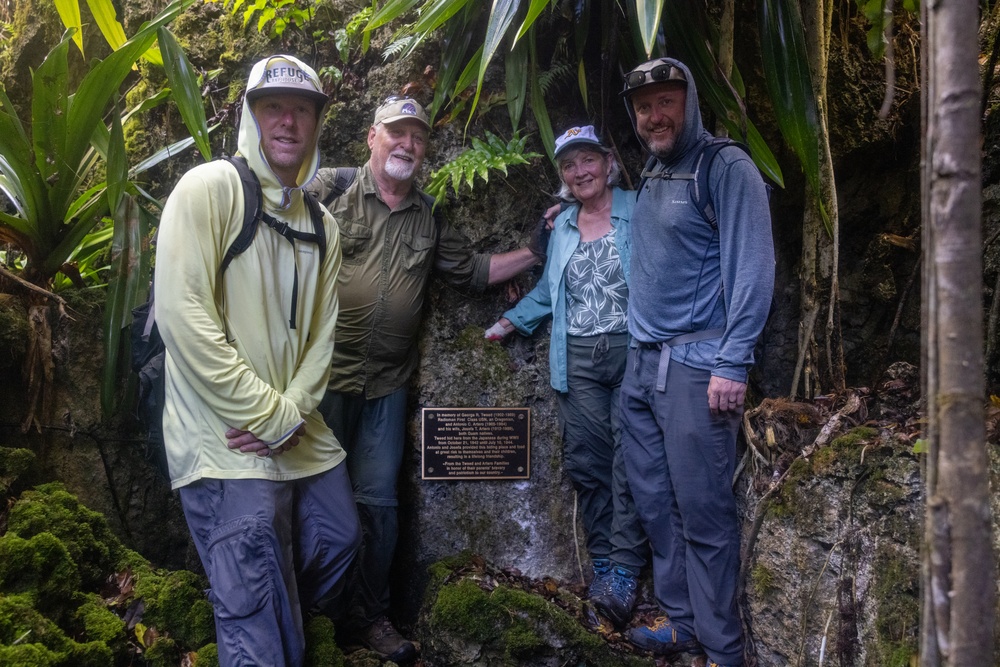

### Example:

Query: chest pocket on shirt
xmin=337 ymin=220 xmax=371 ymax=264
xmin=401 ymin=232 xmax=435 ymax=275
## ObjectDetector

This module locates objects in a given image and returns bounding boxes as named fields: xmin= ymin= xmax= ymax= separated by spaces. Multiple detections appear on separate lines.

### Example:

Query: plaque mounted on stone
xmin=421 ymin=407 xmax=530 ymax=480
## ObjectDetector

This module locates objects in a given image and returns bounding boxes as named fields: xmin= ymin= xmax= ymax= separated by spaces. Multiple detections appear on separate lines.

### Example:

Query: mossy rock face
xmin=0 ymin=483 xmax=217 ymax=663
xmin=746 ymin=425 xmax=923 ymax=666
xmin=415 ymin=555 xmax=653 ymax=667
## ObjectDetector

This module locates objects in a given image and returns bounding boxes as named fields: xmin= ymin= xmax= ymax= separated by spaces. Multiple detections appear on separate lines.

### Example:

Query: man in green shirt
xmin=308 ymin=97 xmax=543 ymax=661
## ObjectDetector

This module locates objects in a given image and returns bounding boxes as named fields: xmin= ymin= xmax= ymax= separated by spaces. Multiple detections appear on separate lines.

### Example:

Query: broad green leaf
xmin=663 ymin=0 xmax=783 ymax=187
xmin=101 ymin=193 xmax=143 ymax=418
xmin=106 ymin=99 xmax=127 ymax=217
xmin=468 ymin=0 xmax=520 ymax=126
xmin=412 ymin=0 xmax=473 ymax=37
xmin=430 ymin=6 xmax=477 ymax=122
xmin=505 ymin=37 xmax=528 ymax=130
xmin=0 ymin=87 xmax=47 ymax=239
xmin=158 ymin=27 xmax=212 ymax=161
xmin=87 ymin=0 xmax=128 ymax=50
xmin=513 ymin=0 xmax=552 ymax=44
xmin=759 ymin=0 xmax=825 ymax=230
xmin=131 ymin=131 xmax=212 ymax=176
xmin=42 ymin=194 xmax=110 ymax=277
xmin=53 ymin=0 xmax=84 ymax=55
xmin=366 ymin=0 xmax=421 ymax=33
xmin=635 ymin=0 xmax=665 ymax=57
xmin=32 ymin=36 xmax=71 ymax=186
xmin=528 ymin=35 xmax=554 ymax=160
xmin=55 ymin=0 xmax=193 ymax=217
xmin=576 ymin=59 xmax=588 ymax=111
xmin=855 ymin=0 xmax=888 ymax=60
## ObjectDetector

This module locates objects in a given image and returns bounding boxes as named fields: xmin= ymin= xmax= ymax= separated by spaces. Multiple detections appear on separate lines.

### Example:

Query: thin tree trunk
xmin=792 ymin=0 xmax=843 ymax=397
xmin=922 ymin=0 xmax=995 ymax=664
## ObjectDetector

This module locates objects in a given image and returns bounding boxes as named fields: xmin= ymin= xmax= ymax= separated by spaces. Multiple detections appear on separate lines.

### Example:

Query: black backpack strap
xmin=221 ymin=155 xmax=263 ymax=274
xmin=303 ymin=191 xmax=328 ymax=265
xmin=319 ymin=167 xmax=359 ymax=207
xmin=692 ymin=138 xmax=749 ymax=231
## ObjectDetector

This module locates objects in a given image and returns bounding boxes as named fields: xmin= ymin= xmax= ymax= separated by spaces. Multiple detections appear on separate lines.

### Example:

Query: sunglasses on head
xmin=624 ymin=63 xmax=685 ymax=90
xmin=382 ymin=95 xmax=406 ymax=104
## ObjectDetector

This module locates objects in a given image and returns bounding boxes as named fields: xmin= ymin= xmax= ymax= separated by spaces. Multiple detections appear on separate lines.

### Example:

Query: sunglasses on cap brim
xmin=624 ymin=63 xmax=686 ymax=91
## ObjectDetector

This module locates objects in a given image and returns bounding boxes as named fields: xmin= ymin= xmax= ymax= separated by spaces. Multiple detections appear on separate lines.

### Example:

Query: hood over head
xmin=239 ymin=54 xmax=326 ymax=209
xmin=622 ymin=57 xmax=705 ymax=165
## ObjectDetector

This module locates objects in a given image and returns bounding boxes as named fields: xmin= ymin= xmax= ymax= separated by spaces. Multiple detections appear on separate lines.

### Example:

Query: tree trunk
xmin=921 ymin=0 xmax=995 ymax=664
xmin=792 ymin=0 xmax=843 ymax=398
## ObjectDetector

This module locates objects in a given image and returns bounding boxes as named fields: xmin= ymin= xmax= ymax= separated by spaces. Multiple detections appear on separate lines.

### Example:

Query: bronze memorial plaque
xmin=421 ymin=407 xmax=530 ymax=480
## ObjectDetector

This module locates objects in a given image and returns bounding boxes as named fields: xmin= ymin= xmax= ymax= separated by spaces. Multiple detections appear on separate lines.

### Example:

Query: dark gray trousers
xmin=558 ymin=332 xmax=647 ymax=570
xmin=620 ymin=347 xmax=743 ymax=665
xmin=318 ymin=387 xmax=408 ymax=630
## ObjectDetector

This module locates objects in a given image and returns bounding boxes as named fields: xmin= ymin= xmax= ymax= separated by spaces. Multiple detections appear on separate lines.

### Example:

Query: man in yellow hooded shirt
xmin=154 ymin=54 xmax=360 ymax=666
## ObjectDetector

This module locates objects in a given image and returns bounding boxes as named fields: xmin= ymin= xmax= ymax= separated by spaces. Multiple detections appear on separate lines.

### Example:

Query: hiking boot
xmin=627 ymin=616 xmax=701 ymax=656
xmin=587 ymin=558 xmax=613 ymax=599
xmin=357 ymin=616 xmax=417 ymax=662
xmin=591 ymin=565 xmax=637 ymax=628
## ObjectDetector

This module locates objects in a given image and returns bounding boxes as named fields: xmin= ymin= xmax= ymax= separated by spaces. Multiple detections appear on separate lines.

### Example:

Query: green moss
xmin=867 ymin=545 xmax=919 ymax=667
xmin=431 ymin=579 xmax=507 ymax=642
xmin=0 ymin=593 xmax=72 ymax=654
xmin=143 ymin=635 xmax=179 ymax=667
xmin=768 ymin=457 xmax=814 ymax=519
xmin=75 ymin=595 xmax=126 ymax=647
xmin=195 ymin=643 xmax=219 ymax=667
xmin=0 ymin=642 xmax=61 ymax=666
xmin=131 ymin=566 xmax=215 ymax=649
xmin=304 ymin=615 xmax=345 ymax=667
xmin=6 ymin=483 xmax=125 ymax=590
xmin=750 ymin=564 xmax=777 ymax=598
xmin=0 ymin=447 xmax=37 ymax=493
xmin=0 ymin=533 xmax=80 ymax=613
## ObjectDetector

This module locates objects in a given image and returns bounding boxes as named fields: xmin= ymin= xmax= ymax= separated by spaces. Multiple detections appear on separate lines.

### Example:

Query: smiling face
xmin=368 ymin=118 xmax=429 ymax=187
xmin=558 ymin=148 xmax=613 ymax=204
xmin=631 ymin=82 xmax=687 ymax=159
xmin=252 ymin=93 xmax=319 ymax=186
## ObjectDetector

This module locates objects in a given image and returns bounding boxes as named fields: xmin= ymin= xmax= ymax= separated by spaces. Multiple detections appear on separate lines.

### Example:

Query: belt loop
xmin=655 ymin=344 xmax=671 ymax=392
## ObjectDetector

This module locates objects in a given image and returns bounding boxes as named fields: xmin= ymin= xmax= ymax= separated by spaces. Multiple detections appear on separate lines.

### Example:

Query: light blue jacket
xmin=504 ymin=186 xmax=636 ymax=393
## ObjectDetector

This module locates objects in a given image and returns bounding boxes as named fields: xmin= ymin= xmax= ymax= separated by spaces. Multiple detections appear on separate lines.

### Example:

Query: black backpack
xmin=638 ymin=137 xmax=769 ymax=230
xmin=131 ymin=156 xmax=329 ymax=476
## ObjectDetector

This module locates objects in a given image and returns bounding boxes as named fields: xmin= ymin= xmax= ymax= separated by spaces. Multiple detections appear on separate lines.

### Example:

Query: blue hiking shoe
xmin=587 ymin=558 xmax=613 ymax=599
xmin=627 ymin=616 xmax=701 ymax=656
xmin=592 ymin=565 xmax=638 ymax=629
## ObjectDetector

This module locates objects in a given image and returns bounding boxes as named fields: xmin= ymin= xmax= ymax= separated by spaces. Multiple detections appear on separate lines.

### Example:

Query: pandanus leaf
xmin=158 ymin=27 xmax=212 ymax=161
xmin=759 ymin=0 xmax=827 ymax=231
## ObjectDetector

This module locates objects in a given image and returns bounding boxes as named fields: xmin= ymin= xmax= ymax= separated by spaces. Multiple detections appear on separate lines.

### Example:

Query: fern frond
xmin=425 ymin=131 xmax=541 ymax=209
xmin=538 ymin=61 xmax=575 ymax=96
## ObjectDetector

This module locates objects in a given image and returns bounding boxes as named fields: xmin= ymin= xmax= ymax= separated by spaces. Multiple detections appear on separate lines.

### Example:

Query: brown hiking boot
xmin=357 ymin=616 xmax=417 ymax=662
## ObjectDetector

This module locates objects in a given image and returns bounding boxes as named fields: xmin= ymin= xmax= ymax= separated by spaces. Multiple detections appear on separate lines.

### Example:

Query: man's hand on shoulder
xmin=707 ymin=376 xmax=746 ymax=415
xmin=225 ymin=424 xmax=305 ymax=457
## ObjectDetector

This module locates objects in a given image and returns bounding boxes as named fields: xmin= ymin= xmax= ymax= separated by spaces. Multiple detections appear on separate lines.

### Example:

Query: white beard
xmin=384 ymin=155 xmax=416 ymax=181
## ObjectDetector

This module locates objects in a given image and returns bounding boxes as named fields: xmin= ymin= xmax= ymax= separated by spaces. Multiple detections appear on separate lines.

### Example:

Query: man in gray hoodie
xmin=618 ymin=57 xmax=774 ymax=667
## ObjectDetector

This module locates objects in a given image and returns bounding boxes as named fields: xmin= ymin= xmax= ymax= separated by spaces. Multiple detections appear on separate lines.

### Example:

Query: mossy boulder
xmin=415 ymin=554 xmax=654 ymax=667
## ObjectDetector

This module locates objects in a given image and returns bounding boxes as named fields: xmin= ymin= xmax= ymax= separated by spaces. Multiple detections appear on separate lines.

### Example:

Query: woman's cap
xmin=554 ymin=125 xmax=605 ymax=158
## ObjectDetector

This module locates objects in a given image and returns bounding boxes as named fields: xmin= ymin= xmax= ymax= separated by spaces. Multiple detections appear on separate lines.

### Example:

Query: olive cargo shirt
xmin=312 ymin=162 xmax=490 ymax=398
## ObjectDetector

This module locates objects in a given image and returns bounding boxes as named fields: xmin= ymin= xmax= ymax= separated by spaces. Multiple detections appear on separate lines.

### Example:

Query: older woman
xmin=485 ymin=125 xmax=646 ymax=628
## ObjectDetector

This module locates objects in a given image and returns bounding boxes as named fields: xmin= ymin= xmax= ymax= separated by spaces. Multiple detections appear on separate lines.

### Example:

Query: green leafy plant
xmin=424 ymin=131 xmax=540 ymax=208
xmin=209 ymin=0 xmax=317 ymax=40
xmin=0 ymin=0 xmax=209 ymax=425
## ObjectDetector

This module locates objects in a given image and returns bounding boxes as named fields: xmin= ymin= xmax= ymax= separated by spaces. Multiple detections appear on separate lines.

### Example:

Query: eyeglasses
xmin=624 ymin=63 xmax=685 ymax=91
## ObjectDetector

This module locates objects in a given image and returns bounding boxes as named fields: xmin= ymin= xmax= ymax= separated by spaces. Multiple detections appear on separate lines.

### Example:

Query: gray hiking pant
xmin=179 ymin=465 xmax=360 ymax=667
xmin=620 ymin=346 xmax=744 ymax=665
